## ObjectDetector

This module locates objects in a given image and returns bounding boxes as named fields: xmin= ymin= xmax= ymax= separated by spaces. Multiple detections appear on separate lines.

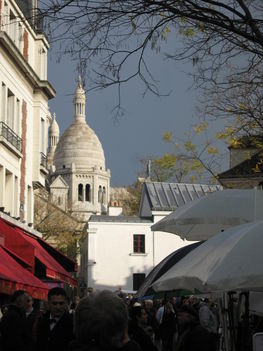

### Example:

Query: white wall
xmin=83 ymin=218 xmax=193 ymax=292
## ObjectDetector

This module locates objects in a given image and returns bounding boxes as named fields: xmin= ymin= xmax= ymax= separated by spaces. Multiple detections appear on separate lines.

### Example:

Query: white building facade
xmin=80 ymin=182 xmax=221 ymax=292
xmin=0 ymin=0 xmax=55 ymax=224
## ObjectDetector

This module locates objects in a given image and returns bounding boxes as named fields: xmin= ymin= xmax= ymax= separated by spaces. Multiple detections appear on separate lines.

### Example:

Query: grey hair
xmin=74 ymin=290 xmax=128 ymax=349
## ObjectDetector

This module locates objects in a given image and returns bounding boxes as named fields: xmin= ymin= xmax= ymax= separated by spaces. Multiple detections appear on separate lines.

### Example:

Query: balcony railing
xmin=0 ymin=122 xmax=22 ymax=153
xmin=40 ymin=152 xmax=47 ymax=169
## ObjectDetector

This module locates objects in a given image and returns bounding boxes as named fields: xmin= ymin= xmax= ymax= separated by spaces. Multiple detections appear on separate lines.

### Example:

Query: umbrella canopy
xmin=135 ymin=241 xmax=204 ymax=298
xmin=152 ymin=221 xmax=263 ymax=294
xmin=151 ymin=188 xmax=263 ymax=241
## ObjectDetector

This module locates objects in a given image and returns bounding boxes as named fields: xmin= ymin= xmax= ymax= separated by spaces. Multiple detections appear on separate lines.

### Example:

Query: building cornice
xmin=0 ymin=31 xmax=55 ymax=99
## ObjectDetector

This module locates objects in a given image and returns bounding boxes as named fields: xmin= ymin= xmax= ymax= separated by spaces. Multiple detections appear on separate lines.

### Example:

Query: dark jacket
xmin=69 ymin=339 xmax=142 ymax=351
xmin=128 ymin=321 xmax=157 ymax=351
xmin=1 ymin=305 xmax=34 ymax=351
xmin=35 ymin=311 xmax=74 ymax=351
xmin=26 ymin=308 xmax=42 ymax=343
xmin=175 ymin=320 xmax=212 ymax=351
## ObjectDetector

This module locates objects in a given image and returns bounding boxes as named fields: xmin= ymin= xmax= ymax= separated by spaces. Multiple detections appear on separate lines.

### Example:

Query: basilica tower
xmin=49 ymin=77 xmax=110 ymax=220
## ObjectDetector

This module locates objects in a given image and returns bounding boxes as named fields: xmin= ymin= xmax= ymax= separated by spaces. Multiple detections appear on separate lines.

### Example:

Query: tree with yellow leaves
xmin=34 ymin=189 xmax=84 ymax=260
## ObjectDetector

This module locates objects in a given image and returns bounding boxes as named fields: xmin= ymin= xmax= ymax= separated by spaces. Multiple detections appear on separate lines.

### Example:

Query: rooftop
xmin=89 ymin=215 xmax=152 ymax=223
xmin=139 ymin=182 xmax=222 ymax=217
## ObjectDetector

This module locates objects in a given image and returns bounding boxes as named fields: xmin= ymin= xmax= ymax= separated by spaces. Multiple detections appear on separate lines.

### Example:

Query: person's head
xmin=169 ymin=296 xmax=177 ymax=305
xmin=144 ymin=299 xmax=153 ymax=312
xmin=74 ymin=296 xmax=80 ymax=305
xmin=40 ymin=300 xmax=49 ymax=313
xmin=131 ymin=306 xmax=148 ymax=326
xmin=164 ymin=302 xmax=174 ymax=314
xmin=75 ymin=290 xmax=128 ymax=349
xmin=181 ymin=296 xmax=190 ymax=305
xmin=11 ymin=290 xmax=30 ymax=312
xmin=25 ymin=295 xmax=33 ymax=312
xmin=87 ymin=287 xmax=94 ymax=296
xmin=48 ymin=287 xmax=68 ymax=318
xmin=1 ymin=304 xmax=8 ymax=315
xmin=177 ymin=305 xmax=199 ymax=328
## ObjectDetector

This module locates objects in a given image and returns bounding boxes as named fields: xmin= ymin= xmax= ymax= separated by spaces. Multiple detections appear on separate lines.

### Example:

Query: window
xmin=133 ymin=234 xmax=145 ymax=254
xmin=102 ymin=186 xmax=106 ymax=204
xmin=1 ymin=83 xmax=6 ymax=122
xmin=18 ymin=23 xmax=23 ymax=51
xmin=133 ymin=273 xmax=146 ymax=291
xmin=40 ymin=48 xmax=47 ymax=79
xmin=16 ymin=99 xmax=20 ymax=135
xmin=3 ymin=2 xmax=8 ymax=27
xmin=9 ymin=10 xmax=16 ymax=43
xmin=7 ymin=89 xmax=15 ymax=129
xmin=40 ymin=118 xmax=45 ymax=153
xmin=85 ymin=184 xmax=90 ymax=202
xmin=98 ymin=185 xmax=102 ymax=203
xmin=78 ymin=184 xmax=83 ymax=201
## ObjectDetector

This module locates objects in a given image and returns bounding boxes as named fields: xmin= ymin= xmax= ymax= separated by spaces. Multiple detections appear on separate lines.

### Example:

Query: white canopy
xmin=151 ymin=188 xmax=263 ymax=241
xmin=152 ymin=221 xmax=263 ymax=293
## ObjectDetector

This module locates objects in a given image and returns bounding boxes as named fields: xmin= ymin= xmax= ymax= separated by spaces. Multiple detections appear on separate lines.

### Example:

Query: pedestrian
xmin=159 ymin=302 xmax=177 ymax=351
xmin=1 ymin=289 xmax=34 ymax=351
xmin=25 ymin=294 xmax=42 ymax=344
xmin=174 ymin=304 xmax=212 ymax=351
xmin=69 ymin=290 xmax=141 ymax=351
xmin=143 ymin=299 xmax=159 ymax=340
xmin=198 ymin=298 xmax=219 ymax=351
xmin=69 ymin=296 xmax=80 ymax=314
xmin=129 ymin=305 xmax=158 ymax=351
xmin=35 ymin=287 xmax=74 ymax=351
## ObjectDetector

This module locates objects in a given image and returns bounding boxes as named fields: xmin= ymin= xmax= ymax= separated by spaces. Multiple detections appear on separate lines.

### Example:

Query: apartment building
xmin=0 ymin=0 xmax=55 ymax=224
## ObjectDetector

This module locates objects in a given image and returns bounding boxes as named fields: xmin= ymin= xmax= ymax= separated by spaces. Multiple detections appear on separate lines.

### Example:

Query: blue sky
xmin=47 ymin=45 xmax=215 ymax=186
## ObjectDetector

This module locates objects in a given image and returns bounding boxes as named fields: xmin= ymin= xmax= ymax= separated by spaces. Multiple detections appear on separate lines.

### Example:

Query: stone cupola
xmin=73 ymin=76 xmax=86 ymax=124
xmin=47 ymin=112 xmax=60 ymax=167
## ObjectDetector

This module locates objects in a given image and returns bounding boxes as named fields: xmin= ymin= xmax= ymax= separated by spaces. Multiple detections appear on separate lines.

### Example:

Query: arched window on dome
xmin=102 ymin=186 xmax=106 ymax=204
xmin=98 ymin=186 xmax=102 ymax=203
xmin=85 ymin=184 xmax=90 ymax=202
xmin=78 ymin=184 xmax=83 ymax=201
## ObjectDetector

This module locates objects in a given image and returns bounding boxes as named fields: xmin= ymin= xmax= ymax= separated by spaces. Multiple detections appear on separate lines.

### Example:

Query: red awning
xmin=17 ymin=230 xmax=77 ymax=287
xmin=37 ymin=237 xmax=78 ymax=273
xmin=0 ymin=218 xmax=77 ymax=287
xmin=0 ymin=218 xmax=35 ymax=271
xmin=0 ymin=246 xmax=48 ymax=300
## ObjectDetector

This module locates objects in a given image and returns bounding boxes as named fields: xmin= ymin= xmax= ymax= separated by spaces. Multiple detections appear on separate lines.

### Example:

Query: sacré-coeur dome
xmin=53 ymin=77 xmax=106 ymax=171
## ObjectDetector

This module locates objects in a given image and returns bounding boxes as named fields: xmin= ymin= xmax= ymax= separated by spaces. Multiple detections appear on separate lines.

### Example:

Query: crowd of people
xmin=0 ymin=288 xmax=220 ymax=351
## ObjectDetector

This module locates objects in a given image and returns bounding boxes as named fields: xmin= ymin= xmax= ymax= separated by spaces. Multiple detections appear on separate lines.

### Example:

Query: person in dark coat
xmin=1 ymin=290 xmax=34 ymax=351
xmin=159 ymin=302 xmax=177 ymax=351
xmin=128 ymin=306 xmax=158 ymax=351
xmin=35 ymin=287 xmax=74 ymax=351
xmin=69 ymin=290 xmax=141 ymax=351
xmin=25 ymin=295 xmax=42 ymax=344
xmin=174 ymin=304 xmax=212 ymax=351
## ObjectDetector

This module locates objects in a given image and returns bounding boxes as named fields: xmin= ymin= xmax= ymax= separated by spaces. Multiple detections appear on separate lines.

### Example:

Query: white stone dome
xmin=53 ymin=77 xmax=106 ymax=171
xmin=53 ymin=120 xmax=106 ymax=171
